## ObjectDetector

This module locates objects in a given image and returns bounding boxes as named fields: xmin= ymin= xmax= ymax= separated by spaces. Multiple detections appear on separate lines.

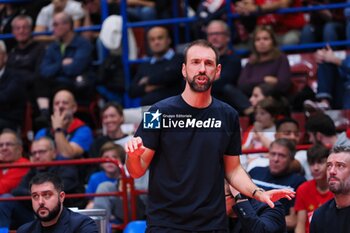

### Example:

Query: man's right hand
xmin=125 ymin=137 xmax=146 ymax=158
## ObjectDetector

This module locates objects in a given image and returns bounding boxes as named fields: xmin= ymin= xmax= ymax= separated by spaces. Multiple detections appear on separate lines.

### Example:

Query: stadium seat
xmin=123 ymin=220 xmax=146 ymax=233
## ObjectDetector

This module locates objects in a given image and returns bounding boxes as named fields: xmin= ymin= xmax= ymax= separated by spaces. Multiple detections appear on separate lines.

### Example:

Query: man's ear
xmin=59 ymin=191 xmax=65 ymax=203
xmin=214 ymin=64 xmax=222 ymax=80
xmin=316 ymin=132 xmax=323 ymax=142
xmin=181 ymin=63 xmax=186 ymax=79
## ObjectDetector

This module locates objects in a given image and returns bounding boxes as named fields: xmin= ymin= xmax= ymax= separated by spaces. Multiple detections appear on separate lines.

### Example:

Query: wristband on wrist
xmin=54 ymin=128 xmax=65 ymax=133
xmin=252 ymin=188 xmax=265 ymax=197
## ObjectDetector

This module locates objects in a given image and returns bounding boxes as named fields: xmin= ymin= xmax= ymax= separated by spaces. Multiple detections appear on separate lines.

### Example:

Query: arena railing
xmin=0 ymin=144 xmax=318 ymax=231
xmin=0 ymin=158 xmax=135 ymax=231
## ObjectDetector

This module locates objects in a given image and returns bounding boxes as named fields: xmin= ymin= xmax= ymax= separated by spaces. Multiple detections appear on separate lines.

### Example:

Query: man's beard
xmin=187 ymin=74 xmax=213 ymax=92
xmin=35 ymin=198 xmax=62 ymax=222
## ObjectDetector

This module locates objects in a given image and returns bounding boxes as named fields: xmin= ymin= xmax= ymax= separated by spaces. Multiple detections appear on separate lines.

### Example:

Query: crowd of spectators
xmin=0 ymin=0 xmax=349 ymax=232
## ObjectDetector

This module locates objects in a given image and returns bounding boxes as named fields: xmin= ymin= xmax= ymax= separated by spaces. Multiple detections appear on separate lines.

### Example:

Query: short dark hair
xmin=305 ymin=113 xmax=336 ymax=136
xmin=0 ymin=128 xmax=23 ymax=146
xmin=270 ymin=138 xmax=296 ymax=158
xmin=101 ymin=102 xmax=124 ymax=117
xmin=331 ymin=145 xmax=350 ymax=154
xmin=307 ymin=143 xmax=330 ymax=164
xmin=276 ymin=118 xmax=299 ymax=132
xmin=100 ymin=141 xmax=126 ymax=164
xmin=29 ymin=172 xmax=64 ymax=193
xmin=183 ymin=39 xmax=219 ymax=65
xmin=256 ymin=96 xmax=281 ymax=118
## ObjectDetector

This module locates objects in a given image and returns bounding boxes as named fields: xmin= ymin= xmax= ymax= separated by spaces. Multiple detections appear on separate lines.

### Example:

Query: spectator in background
xmin=225 ymin=181 xmax=287 ymax=233
xmin=89 ymin=102 xmax=132 ymax=158
xmin=93 ymin=169 xmax=149 ymax=224
xmin=235 ymin=0 xmax=305 ymax=45
xmin=245 ymin=116 xmax=313 ymax=181
xmin=304 ymin=45 xmax=350 ymax=110
xmin=0 ymin=137 xmax=85 ymax=229
xmin=310 ymin=146 xmax=350 ymax=233
xmin=241 ymin=97 xmax=290 ymax=171
xmin=0 ymin=3 xmax=22 ymax=50
xmin=36 ymin=11 xmax=93 ymax=119
xmin=7 ymin=15 xmax=46 ymax=128
xmin=275 ymin=118 xmax=312 ymax=180
xmin=129 ymin=26 xmax=184 ymax=106
xmin=85 ymin=142 xmax=125 ymax=209
xmin=0 ymin=40 xmax=27 ymax=132
xmin=126 ymin=0 xmax=157 ymax=22
xmin=237 ymin=26 xmax=292 ymax=100
xmin=206 ymin=20 xmax=249 ymax=114
xmin=17 ymin=173 xmax=98 ymax=233
xmin=34 ymin=0 xmax=85 ymax=42
xmin=0 ymin=129 xmax=29 ymax=195
xmin=305 ymin=112 xmax=338 ymax=147
xmin=249 ymin=138 xmax=306 ymax=232
xmin=81 ymin=0 xmax=119 ymax=40
xmin=300 ymin=0 xmax=345 ymax=44
xmin=34 ymin=89 xmax=93 ymax=160
xmin=295 ymin=143 xmax=333 ymax=233
xmin=249 ymin=83 xmax=275 ymax=108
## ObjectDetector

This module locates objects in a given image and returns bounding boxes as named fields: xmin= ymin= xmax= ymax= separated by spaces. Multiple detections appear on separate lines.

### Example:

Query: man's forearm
xmin=54 ymin=132 xmax=76 ymax=158
xmin=226 ymin=164 xmax=258 ymax=198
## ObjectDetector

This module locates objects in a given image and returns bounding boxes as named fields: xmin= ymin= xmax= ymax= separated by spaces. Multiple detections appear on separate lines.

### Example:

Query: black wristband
xmin=252 ymin=188 xmax=265 ymax=197
xmin=54 ymin=128 xmax=64 ymax=133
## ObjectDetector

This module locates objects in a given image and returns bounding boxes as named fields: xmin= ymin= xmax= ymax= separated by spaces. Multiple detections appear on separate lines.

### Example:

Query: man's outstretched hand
xmin=254 ymin=189 xmax=295 ymax=208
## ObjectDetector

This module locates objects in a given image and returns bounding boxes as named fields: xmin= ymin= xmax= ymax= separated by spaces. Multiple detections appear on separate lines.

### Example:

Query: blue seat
xmin=123 ymin=220 xmax=146 ymax=233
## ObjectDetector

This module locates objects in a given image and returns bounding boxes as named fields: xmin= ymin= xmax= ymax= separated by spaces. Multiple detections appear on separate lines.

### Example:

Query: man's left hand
xmin=255 ymin=189 xmax=295 ymax=208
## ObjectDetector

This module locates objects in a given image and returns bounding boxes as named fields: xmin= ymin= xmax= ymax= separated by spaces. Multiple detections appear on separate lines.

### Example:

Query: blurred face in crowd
xmin=206 ymin=21 xmax=230 ymax=54
xmin=269 ymin=143 xmax=293 ymax=175
xmin=30 ymin=138 xmax=56 ymax=168
xmin=254 ymin=29 xmax=274 ymax=55
xmin=0 ymin=132 xmax=22 ymax=163
xmin=102 ymin=106 xmax=124 ymax=135
xmin=52 ymin=12 xmax=72 ymax=39
xmin=147 ymin=27 xmax=171 ymax=57
xmin=275 ymin=122 xmax=300 ymax=145
xmin=310 ymin=157 xmax=327 ymax=181
xmin=12 ymin=18 xmax=32 ymax=44
xmin=249 ymin=86 xmax=265 ymax=107
xmin=83 ymin=0 xmax=100 ymax=14
xmin=31 ymin=182 xmax=64 ymax=224
xmin=327 ymin=152 xmax=350 ymax=195
xmin=52 ymin=0 xmax=67 ymax=12
xmin=255 ymin=106 xmax=274 ymax=129
xmin=182 ymin=45 xmax=221 ymax=93
xmin=53 ymin=90 xmax=77 ymax=125
xmin=101 ymin=149 xmax=120 ymax=176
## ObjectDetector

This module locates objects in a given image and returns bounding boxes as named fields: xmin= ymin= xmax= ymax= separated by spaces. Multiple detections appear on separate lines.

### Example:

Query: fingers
xmin=266 ymin=199 xmax=275 ymax=208
xmin=125 ymin=137 xmax=144 ymax=155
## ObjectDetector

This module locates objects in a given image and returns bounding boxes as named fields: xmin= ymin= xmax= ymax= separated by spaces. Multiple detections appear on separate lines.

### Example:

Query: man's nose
xmin=328 ymin=166 xmax=336 ymax=175
xmin=38 ymin=196 xmax=45 ymax=204
xmin=198 ymin=62 xmax=206 ymax=72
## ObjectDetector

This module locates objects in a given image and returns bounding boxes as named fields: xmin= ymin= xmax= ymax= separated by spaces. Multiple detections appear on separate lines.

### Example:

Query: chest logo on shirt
xmin=143 ymin=109 xmax=222 ymax=129
xmin=144 ymin=109 xmax=162 ymax=129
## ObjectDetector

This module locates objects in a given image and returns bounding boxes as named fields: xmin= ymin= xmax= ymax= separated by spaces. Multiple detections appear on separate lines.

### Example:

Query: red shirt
xmin=256 ymin=0 xmax=306 ymax=33
xmin=294 ymin=179 xmax=334 ymax=233
xmin=0 ymin=157 xmax=30 ymax=194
